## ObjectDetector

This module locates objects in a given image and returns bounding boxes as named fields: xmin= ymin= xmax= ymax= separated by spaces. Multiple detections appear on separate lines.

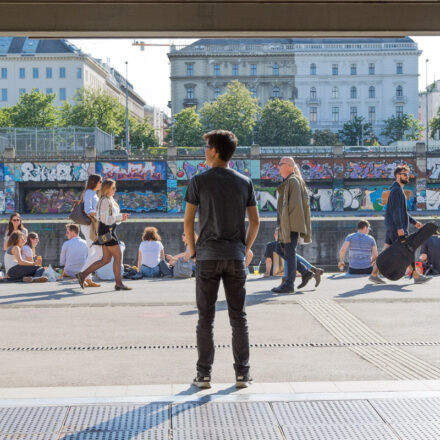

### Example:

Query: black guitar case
xmin=376 ymin=222 xmax=438 ymax=281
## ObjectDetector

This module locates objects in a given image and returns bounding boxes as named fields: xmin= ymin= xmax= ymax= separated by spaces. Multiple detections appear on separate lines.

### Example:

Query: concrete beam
xmin=0 ymin=2 xmax=440 ymax=37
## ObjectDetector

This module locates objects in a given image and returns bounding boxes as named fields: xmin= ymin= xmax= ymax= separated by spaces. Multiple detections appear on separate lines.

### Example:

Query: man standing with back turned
xmin=184 ymin=130 xmax=260 ymax=389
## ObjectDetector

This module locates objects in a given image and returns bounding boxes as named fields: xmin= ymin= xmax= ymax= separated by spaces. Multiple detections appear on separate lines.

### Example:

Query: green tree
xmin=381 ymin=114 xmax=424 ymax=144
xmin=166 ymin=107 xmax=203 ymax=146
xmin=312 ymin=129 xmax=342 ymax=146
xmin=10 ymin=89 xmax=58 ymax=127
xmin=200 ymin=81 xmax=260 ymax=145
xmin=128 ymin=118 xmax=159 ymax=148
xmin=0 ymin=107 xmax=12 ymax=127
xmin=429 ymin=107 xmax=440 ymax=139
xmin=338 ymin=117 xmax=375 ymax=146
xmin=256 ymin=99 xmax=311 ymax=146
xmin=60 ymin=89 xmax=125 ymax=135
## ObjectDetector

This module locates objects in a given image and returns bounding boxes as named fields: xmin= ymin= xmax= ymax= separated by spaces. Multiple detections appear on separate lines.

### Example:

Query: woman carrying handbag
xmin=76 ymin=178 xmax=131 ymax=291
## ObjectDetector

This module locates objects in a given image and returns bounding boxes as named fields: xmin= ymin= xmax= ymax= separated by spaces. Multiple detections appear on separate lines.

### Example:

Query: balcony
xmin=306 ymin=97 xmax=321 ymax=105
xmin=393 ymin=95 xmax=407 ymax=104
xmin=183 ymin=98 xmax=198 ymax=107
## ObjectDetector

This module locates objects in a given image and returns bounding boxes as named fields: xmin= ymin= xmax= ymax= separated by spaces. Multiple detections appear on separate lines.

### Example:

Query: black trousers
xmin=348 ymin=266 xmax=373 ymax=275
xmin=7 ymin=265 xmax=44 ymax=281
xmin=195 ymin=259 xmax=249 ymax=376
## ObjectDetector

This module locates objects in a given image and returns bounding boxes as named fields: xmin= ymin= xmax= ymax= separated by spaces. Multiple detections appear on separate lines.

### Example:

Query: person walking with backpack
xmin=184 ymin=129 xmax=260 ymax=389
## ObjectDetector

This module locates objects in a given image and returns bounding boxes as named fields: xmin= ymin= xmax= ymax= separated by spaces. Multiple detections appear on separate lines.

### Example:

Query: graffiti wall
xmin=344 ymin=160 xmax=417 ymax=179
xmin=427 ymin=158 xmax=440 ymax=180
xmin=96 ymin=161 xmax=167 ymax=180
xmin=12 ymin=162 xmax=92 ymax=182
xmin=260 ymin=160 xmax=282 ymax=182
xmin=167 ymin=180 xmax=186 ymax=213
xmin=426 ymin=186 xmax=440 ymax=210
xmin=254 ymin=183 xmax=278 ymax=212
xmin=298 ymin=160 xmax=336 ymax=180
xmin=176 ymin=160 xmax=209 ymax=180
xmin=114 ymin=190 xmax=167 ymax=213
xmin=24 ymin=188 xmax=82 ymax=214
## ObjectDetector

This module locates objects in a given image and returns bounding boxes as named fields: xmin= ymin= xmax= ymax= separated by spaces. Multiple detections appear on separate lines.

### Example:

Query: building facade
xmin=168 ymin=38 xmax=420 ymax=142
xmin=0 ymin=37 xmax=146 ymax=121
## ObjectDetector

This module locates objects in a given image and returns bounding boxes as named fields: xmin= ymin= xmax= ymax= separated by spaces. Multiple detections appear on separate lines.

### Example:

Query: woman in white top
xmin=79 ymin=174 xmax=102 ymax=288
xmin=4 ymin=231 xmax=46 ymax=282
xmin=4 ymin=212 xmax=28 ymax=251
xmin=22 ymin=232 xmax=40 ymax=263
xmin=137 ymin=227 xmax=165 ymax=278
xmin=76 ymin=178 xmax=131 ymax=291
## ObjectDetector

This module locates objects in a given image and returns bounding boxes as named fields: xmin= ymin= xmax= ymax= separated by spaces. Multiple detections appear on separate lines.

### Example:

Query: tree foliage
xmin=256 ymin=99 xmax=311 ymax=146
xmin=167 ymin=106 xmax=203 ymax=146
xmin=128 ymin=118 xmax=159 ymax=148
xmin=200 ymin=81 xmax=259 ymax=145
xmin=381 ymin=114 xmax=424 ymax=144
xmin=338 ymin=117 xmax=375 ymax=146
xmin=0 ymin=107 xmax=12 ymax=127
xmin=429 ymin=107 xmax=440 ymax=140
xmin=312 ymin=129 xmax=342 ymax=146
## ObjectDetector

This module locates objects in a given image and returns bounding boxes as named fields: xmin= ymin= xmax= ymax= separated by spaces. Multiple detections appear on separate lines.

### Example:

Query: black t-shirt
xmin=420 ymin=236 xmax=440 ymax=273
xmin=184 ymin=167 xmax=257 ymax=260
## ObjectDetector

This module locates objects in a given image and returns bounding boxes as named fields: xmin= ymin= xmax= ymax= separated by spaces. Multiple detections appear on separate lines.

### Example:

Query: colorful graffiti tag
xmin=16 ymin=162 xmax=91 ymax=182
xmin=96 ymin=161 xmax=166 ymax=180
xmin=426 ymin=188 xmax=440 ymax=210
xmin=176 ymin=160 xmax=209 ymax=180
xmin=299 ymin=160 xmax=334 ymax=180
xmin=427 ymin=158 xmax=440 ymax=180
xmin=114 ymin=190 xmax=167 ymax=213
xmin=167 ymin=180 xmax=186 ymax=213
xmin=260 ymin=160 xmax=282 ymax=182
xmin=344 ymin=160 xmax=416 ymax=179
xmin=24 ymin=188 xmax=82 ymax=214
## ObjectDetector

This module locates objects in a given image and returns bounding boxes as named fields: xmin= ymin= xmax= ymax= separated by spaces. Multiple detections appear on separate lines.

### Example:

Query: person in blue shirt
xmin=370 ymin=165 xmax=430 ymax=284
xmin=339 ymin=220 xmax=377 ymax=274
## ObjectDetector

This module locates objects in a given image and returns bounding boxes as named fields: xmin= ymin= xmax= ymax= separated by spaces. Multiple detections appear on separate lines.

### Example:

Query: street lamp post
xmin=125 ymin=61 xmax=130 ymax=153
xmin=426 ymin=59 xmax=429 ymax=149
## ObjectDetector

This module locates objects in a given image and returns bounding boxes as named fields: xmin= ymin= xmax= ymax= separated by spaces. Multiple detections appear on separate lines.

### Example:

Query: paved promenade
xmin=0 ymin=274 xmax=440 ymax=438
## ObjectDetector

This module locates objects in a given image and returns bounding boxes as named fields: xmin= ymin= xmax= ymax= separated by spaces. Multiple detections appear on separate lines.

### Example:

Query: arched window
xmin=187 ymin=87 xmax=194 ymax=99
xmin=292 ymin=87 xmax=298 ymax=99
xmin=369 ymin=86 xmax=375 ymax=99
xmin=350 ymin=86 xmax=357 ymax=99
xmin=332 ymin=86 xmax=339 ymax=99
xmin=272 ymin=87 xmax=280 ymax=98
xmin=273 ymin=63 xmax=279 ymax=76
xmin=396 ymin=85 xmax=403 ymax=97
xmin=310 ymin=63 xmax=316 ymax=75
xmin=310 ymin=87 xmax=317 ymax=99
xmin=250 ymin=87 xmax=257 ymax=98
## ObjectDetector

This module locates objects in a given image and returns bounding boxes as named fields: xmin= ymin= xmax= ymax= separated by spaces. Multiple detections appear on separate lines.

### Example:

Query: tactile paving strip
xmin=272 ymin=400 xmax=383 ymax=426
xmin=390 ymin=423 xmax=440 ymax=440
xmin=63 ymin=404 xmax=169 ymax=432
xmin=281 ymin=424 xmax=398 ymax=440
xmin=0 ymin=406 xmax=67 ymax=434
xmin=171 ymin=402 xmax=278 ymax=428
xmin=370 ymin=398 xmax=440 ymax=423
xmin=0 ymin=435 xmax=59 ymax=440
xmin=58 ymin=432 xmax=168 ymax=440
xmin=172 ymin=427 xmax=284 ymax=440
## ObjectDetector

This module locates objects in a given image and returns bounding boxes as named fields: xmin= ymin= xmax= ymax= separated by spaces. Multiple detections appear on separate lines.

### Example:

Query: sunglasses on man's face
xmin=399 ymin=173 xmax=409 ymax=177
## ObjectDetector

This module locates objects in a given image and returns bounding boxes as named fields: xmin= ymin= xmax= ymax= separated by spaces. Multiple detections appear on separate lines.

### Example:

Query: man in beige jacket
xmin=272 ymin=157 xmax=312 ymax=294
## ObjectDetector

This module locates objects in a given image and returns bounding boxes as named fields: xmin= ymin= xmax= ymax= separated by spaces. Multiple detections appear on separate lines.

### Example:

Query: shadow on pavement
xmin=336 ymin=283 xmax=412 ymax=298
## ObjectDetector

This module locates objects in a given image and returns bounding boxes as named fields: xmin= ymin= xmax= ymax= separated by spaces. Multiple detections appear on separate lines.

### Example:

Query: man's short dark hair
xmin=394 ymin=165 xmax=410 ymax=178
xmin=358 ymin=220 xmax=370 ymax=230
xmin=203 ymin=130 xmax=238 ymax=162
xmin=66 ymin=223 xmax=79 ymax=235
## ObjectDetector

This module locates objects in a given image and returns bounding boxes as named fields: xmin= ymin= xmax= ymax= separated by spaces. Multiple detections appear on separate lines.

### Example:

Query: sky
xmin=70 ymin=36 xmax=440 ymax=114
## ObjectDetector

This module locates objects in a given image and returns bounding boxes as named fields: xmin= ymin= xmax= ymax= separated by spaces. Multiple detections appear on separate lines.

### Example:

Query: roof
xmin=0 ymin=37 xmax=79 ymax=55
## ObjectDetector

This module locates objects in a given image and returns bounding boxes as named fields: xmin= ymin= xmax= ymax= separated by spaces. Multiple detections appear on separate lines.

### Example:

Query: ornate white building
xmin=168 ymin=38 xmax=420 ymax=141
xmin=0 ymin=37 xmax=146 ymax=121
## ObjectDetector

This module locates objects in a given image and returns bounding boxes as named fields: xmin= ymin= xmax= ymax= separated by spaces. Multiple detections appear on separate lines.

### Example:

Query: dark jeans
xmin=7 ymin=265 xmax=44 ymax=281
xmin=275 ymin=242 xmax=310 ymax=277
xmin=195 ymin=259 xmax=249 ymax=376
xmin=348 ymin=266 xmax=373 ymax=275
xmin=277 ymin=232 xmax=299 ymax=287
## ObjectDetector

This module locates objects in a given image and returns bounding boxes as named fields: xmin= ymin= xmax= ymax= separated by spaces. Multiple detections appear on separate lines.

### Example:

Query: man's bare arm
xmin=246 ymin=205 xmax=260 ymax=253
xmin=184 ymin=202 xmax=198 ymax=257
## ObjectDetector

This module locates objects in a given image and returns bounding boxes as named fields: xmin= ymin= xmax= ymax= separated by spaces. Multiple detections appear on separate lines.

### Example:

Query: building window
xmin=396 ymin=62 xmax=403 ymax=74
xmin=293 ymin=87 xmax=298 ymax=99
xmin=310 ymin=87 xmax=317 ymax=99
xmin=19 ymin=88 xmax=26 ymax=95
xmin=350 ymin=64 xmax=357 ymax=75
xmin=396 ymin=106 xmax=404 ymax=117
xmin=369 ymin=106 xmax=376 ymax=122
xmin=46 ymin=88 xmax=53 ymax=95
xmin=59 ymin=67 xmax=66 ymax=78
xmin=369 ymin=63 xmax=375 ymax=75
xmin=33 ymin=68 xmax=39 ymax=79
xmin=214 ymin=87 xmax=220 ymax=98
xmin=332 ymin=64 xmax=338 ymax=76
xmin=350 ymin=86 xmax=357 ymax=99
xmin=1 ymin=89 xmax=7 ymax=101
xmin=34 ymin=88 xmax=39 ymax=93
xmin=250 ymin=87 xmax=257 ymax=98
xmin=310 ymin=63 xmax=316 ymax=75
xmin=214 ymin=64 xmax=220 ymax=76
xmin=232 ymin=64 xmax=239 ymax=76
xmin=46 ymin=67 xmax=52 ymax=79
xmin=1 ymin=68 xmax=7 ymax=79
xmin=59 ymin=88 xmax=66 ymax=101
xmin=332 ymin=107 xmax=339 ymax=122
xmin=272 ymin=87 xmax=280 ymax=98
xmin=76 ymin=68 xmax=82 ymax=79
xmin=332 ymin=86 xmax=339 ymax=99
xmin=250 ymin=64 xmax=257 ymax=76
xmin=310 ymin=107 xmax=317 ymax=122
xmin=186 ymin=87 xmax=194 ymax=99
xmin=186 ymin=64 xmax=194 ymax=76
xmin=350 ymin=106 xmax=357 ymax=120
xmin=273 ymin=63 xmax=279 ymax=76
xmin=396 ymin=85 xmax=403 ymax=97
xmin=369 ymin=86 xmax=375 ymax=99
xmin=19 ymin=68 xmax=25 ymax=79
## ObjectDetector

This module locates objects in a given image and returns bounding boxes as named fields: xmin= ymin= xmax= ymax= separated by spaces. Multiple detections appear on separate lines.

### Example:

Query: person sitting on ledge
xmin=4 ymin=212 xmax=28 ymax=252
xmin=136 ymin=226 xmax=165 ymax=278
xmin=4 ymin=231 xmax=47 ymax=283
xmin=60 ymin=224 xmax=88 ymax=278
xmin=22 ymin=232 xmax=40 ymax=263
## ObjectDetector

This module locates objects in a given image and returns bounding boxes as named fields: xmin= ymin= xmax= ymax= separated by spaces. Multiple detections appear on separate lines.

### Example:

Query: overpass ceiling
xmin=0 ymin=1 xmax=439 ymax=37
